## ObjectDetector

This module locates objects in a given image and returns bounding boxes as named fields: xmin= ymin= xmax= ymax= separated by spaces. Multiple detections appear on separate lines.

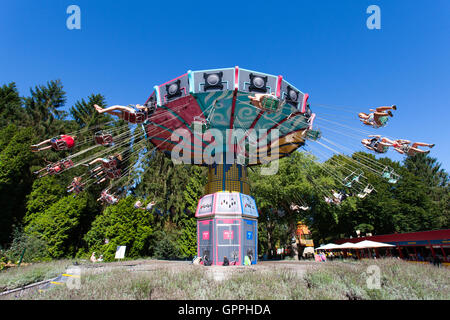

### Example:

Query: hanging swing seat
xmin=106 ymin=168 xmax=121 ymax=179
xmin=357 ymin=184 xmax=375 ymax=198
xmin=343 ymin=170 xmax=363 ymax=188
xmin=306 ymin=129 xmax=322 ymax=141
xmin=388 ymin=174 xmax=400 ymax=184
xmin=47 ymin=164 xmax=63 ymax=176
xmin=102 ymin=158 xmax=118 ymax=170
xmin=357 ymin=192 xmax=366 ymax=199
xmin=382 ymin=167 xmax=399 ymax=184
xmin=61 ymin=159 xmax=74 ymax=169
xmin=70 ymin=181 xmax=84 ymax=194
xmin=258 ymin=94 xmax=284 ymax=113
xmin=50 ymin=137 xmax=69 ymax=151
xmin=363 ymin=184 xmax=375 ymax=194
xmin=94 ymin=131 xmax=114 ymax=146
xmin=324 ymin=197 xmax=333 ymax=204
xmin=190 ymin=116 xmax=210 ymax=133
xmin=122 ymin=109 xmax=148 ymax=124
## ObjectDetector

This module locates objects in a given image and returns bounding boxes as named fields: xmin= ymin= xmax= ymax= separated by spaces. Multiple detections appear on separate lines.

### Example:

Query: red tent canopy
xmin=335 ymin=229 xmax=450 ymax=245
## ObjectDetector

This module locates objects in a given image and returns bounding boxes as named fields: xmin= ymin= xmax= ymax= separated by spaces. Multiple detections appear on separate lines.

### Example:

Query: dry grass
xmin=0 ymin=260 xmax=71 ymax=292
xmin=303 ymin=259 xmax=449 ymax=300
xmin=2 ymin=258 xmax=449 ymax=300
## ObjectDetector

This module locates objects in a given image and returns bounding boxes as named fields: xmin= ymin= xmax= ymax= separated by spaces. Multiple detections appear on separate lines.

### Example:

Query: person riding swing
xmin=361 ymin=135 xmax=393 ymax=154
xmin=67 ymin=176 xmax=85 ymax=195
xmin=94 ymin=104 xmax=150 ymax=124
xmin=32 ymin=135 xmax=77 ymax=152
xmin=358 ymin=105 xmax=396 ymax=128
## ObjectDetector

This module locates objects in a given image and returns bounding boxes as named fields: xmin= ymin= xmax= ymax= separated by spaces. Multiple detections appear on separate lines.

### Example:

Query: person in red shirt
xmin=381 ymin=137 xmax=435 ymax=156
xmin=31 ymin=135 xmax=77 ymax=152
xmin=394 ymin=140 xmax=434 ymax=156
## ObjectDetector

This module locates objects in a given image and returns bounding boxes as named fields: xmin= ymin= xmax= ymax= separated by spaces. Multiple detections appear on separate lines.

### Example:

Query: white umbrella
xmin=337 ymin=242 xmax=360 ymax=249
xmin=353 ymin=240 xmax=395 ymax=249
xmin=315 ymin=243 xmax=340 ymax=250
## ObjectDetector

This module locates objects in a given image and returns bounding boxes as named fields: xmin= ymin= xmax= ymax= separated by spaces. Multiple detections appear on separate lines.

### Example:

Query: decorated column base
xmin=196 ymin=192 xmax=258 ymax=265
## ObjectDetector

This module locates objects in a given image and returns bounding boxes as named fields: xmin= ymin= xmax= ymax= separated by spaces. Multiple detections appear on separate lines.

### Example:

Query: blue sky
xmin=1 ymin=0 xmax=449 ymax=170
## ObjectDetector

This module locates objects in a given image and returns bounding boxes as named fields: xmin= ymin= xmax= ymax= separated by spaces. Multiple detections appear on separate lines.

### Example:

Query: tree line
xmin=0 ymin=80 xmax=448 ymax=263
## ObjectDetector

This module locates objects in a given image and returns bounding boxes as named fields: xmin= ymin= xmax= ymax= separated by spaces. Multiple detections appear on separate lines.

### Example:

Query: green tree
xmin=183 ymin=166 xmax=206 ymax=214
xmin=24 ymin=176 xmax=67 ymax=226
xmin=250 ymin=152 xmax=326 ymax=258
xmin=70 ymin=94 xmax=112 ymax=129
xmin=0 ymin=126 xmax=36 ymax=245
xmin=176 ymin=217 xmax=197 ymax=258
xmin=25 ymin=194 xmax=93 ymax=258
xmin=404 ymin=154 xmax=449 ymax=229
xmin=0 ymin=82 xmax=28 ymax=128
xmin=83 ymin=196 xmax=155 ymax=261
xmin=24 ymin=80 xmax=68 ymax=137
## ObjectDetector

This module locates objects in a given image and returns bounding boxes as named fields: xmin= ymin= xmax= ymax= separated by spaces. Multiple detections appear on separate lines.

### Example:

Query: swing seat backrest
xmin=62 ymin=159 xmax=74 ymax=169
xmin=387 ymin=170 xmax=399 ymax=183
xmin=106 ymin=168 xmax=121 ymax=179
xmin=103 ymin=134 xmax=113 ymax=145
xmin=190 ymin=120 xmax=209 ymax=133
xmin=49 ymin=164 xmax=62 ymax=175
xmin=388 ymin=177 xmax=398 ymax=184
xmin=51 ymin=139 xmax=68 ymax=151
xmin=122 ymin=111 xmax=132 ymax=123
xmin=106 ymin=196 xmax=116 ymax=204
xmin=134 ymin=111 xmax=147 ymax=124
xmin=94 ymin=133 xmax=104 ymax=145
xmin=260 ymin=95 xmax=283 ymax=113
xmin=95 ymin=132 xmax=114 ymax=145
xmin=123 ymin=111 xmax=147 ymax=124
xmin=103 ymin=159 xmax=117 ymax=169
xmin=382 ymin=171 xmax=391 ymax=179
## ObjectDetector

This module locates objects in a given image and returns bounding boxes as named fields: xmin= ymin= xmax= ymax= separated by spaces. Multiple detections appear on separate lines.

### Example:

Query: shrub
xmin=153 ymin=230 xmax=182 ymax=260
xmin=83 ymin=196 xmax=155 ymax=261
xmin=5 ymin=228 xmax=49 ymax=263
xmin=25 ymin=195 xmax=91 ymax=258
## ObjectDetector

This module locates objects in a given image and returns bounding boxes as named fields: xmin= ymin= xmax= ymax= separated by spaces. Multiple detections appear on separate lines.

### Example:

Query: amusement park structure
xmin=296 ymin=221 xmax=315 ymax=258
xmin=141 ymin=67 xmax=319 ymax=265
xmin=32 ymin=65 xmax=430 ymax=265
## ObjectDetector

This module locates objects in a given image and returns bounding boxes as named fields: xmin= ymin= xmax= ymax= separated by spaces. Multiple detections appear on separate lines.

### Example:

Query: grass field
xmin=0 ymin=260 xmax=70 ymax=293
xmin=1 ymin=258 xmax=448 ymax=300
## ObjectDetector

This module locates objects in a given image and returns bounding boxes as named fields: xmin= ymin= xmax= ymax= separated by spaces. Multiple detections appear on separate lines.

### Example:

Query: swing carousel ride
xmin=30 ymin=66 xmax=435 ymax=265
